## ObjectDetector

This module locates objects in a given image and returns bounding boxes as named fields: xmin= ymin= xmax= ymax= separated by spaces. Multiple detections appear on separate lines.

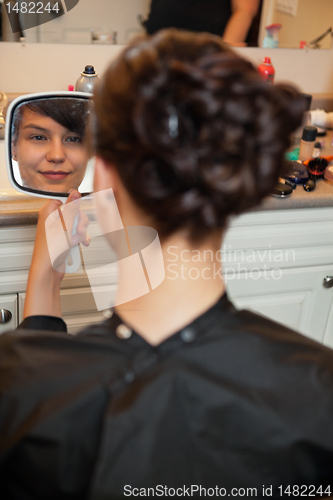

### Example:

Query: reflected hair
xmin=93 ymin=29 xmax=305 ymax=243
xmin=12 ymin=98 xmax=90 ymax=145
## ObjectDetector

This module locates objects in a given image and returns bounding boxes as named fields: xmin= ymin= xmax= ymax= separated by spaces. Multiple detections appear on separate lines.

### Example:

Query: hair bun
xmin=94 ymin=30 xmax=304 ymax=242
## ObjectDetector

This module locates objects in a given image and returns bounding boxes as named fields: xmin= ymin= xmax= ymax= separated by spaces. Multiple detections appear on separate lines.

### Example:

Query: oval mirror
xmin=6 ymin=92 xmax=93 ymax=198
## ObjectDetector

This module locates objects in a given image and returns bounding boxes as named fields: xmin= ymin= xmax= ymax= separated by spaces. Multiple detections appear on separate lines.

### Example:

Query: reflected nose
xmin=46 ymin=139 xmax=66 ymax=163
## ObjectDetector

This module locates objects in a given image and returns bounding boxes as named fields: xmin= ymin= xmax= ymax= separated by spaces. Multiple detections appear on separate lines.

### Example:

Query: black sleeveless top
xmin=145 ymin=0 xmax=232 ymax=37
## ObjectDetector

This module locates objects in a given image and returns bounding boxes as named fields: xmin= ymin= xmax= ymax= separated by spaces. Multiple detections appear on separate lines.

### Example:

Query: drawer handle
xmin=0 ymin=309 xmax=12 ymax=324
xmin=323 ymin=276 xmax=333 ymax=289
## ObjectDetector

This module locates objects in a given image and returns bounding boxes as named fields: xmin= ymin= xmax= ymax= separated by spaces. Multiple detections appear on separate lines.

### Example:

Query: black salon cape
xmin=1 ymin=294 xmax=333 ymax=499
xmin=145 ymin=0 xmax=232 ymax=37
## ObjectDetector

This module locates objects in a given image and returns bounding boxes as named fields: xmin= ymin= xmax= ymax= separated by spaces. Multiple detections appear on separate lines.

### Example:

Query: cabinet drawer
xmin=225 ymin=207 xmax=333 ymax=269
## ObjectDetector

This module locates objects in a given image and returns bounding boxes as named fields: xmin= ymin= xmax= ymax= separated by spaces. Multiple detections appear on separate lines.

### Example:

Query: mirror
xmin=6 ymin=92 xmax=94 ymax=198
xmin=1 ymin=0 xmax=332 ymax=49
xmin=258 ymin=0 xmax=333 ymax=49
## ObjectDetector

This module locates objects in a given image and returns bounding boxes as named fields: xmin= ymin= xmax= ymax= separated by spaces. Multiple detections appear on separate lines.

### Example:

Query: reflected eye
xmin=31 ymin=135 xmax=47 ymax=141
xmin=66 ymin=136 xmax=82 ymax=143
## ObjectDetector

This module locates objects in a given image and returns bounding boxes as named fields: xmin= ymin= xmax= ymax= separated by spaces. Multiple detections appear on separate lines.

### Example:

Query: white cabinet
xmin=226 ymin=265 xmax=333 ymax=344
xmin=224 ymin=207 xmax=333 ymax=348
xmin=0 ymin=225 xmax=116 ymax=335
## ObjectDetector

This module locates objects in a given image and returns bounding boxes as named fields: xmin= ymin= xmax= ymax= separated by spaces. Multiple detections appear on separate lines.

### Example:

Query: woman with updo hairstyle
xmin=1 ymin=29 xmax=333 ymax=499
xmin=93 ymin=29 xmax=302 ymax=242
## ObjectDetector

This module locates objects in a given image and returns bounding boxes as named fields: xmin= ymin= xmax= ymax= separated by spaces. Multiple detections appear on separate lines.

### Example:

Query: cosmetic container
xmin=298 ymin=126 xmax=317 ymax=162
xmin=257 ymin=57 xmax=275 ymax=83
xmin=310 ymin=109 xmax=333 ymax=129
xmin=285 ymin=160 xmax=309 ymax=184
xmin=75 ymin=65 xmax=99 ymax=93
xmin=324 ymin=161 xmax=333 ymax=185
xmin=312 ymin=142 xmax=321 ymax=157
xmin=293 ymin=93 xmax=312 ymax=146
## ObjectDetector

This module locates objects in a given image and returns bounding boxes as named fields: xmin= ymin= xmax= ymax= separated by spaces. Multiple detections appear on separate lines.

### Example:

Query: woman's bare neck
xmin=115 ymin=233 xmax=225 ymax=345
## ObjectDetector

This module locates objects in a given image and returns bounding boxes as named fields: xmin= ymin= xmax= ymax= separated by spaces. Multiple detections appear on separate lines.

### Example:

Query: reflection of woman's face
xmin=13 ymin=107 xmax=89 ymax=193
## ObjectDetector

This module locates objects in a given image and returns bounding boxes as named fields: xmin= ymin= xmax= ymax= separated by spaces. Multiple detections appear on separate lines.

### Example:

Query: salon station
xmin=1 ymin=0 xmax=333 ymax=347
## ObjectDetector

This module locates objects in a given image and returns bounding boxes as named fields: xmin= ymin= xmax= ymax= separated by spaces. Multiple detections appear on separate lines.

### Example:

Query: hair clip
xmin=168 ymin=106 xmax=179 ymax=139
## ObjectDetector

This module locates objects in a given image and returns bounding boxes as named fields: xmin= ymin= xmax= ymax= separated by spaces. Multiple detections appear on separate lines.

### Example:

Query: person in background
xmin=144 ymin=0 xmax=260 ymax=46
xmin=1 ymin=29 xmax=333 ymax=499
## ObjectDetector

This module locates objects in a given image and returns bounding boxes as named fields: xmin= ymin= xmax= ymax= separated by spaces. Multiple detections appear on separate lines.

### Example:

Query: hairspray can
xmin=258 ymin=57 xmax=275 ymax=84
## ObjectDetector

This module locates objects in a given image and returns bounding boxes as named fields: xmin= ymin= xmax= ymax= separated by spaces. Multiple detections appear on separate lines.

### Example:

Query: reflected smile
xmin=39 ymin=171 xmax=71 ymax=181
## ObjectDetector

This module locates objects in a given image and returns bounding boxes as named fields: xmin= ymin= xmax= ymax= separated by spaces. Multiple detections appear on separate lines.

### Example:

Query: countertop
xmin=1 ymin=136 xmax=333 ymax=227
xmin=257 ymin=177 xmax=333 ymax=211
xmin=0 ymin=196 xmax=47 ymax=227
xmin=1 ymin=178 xmax=333 ymax=227
xmin=258 ymin=133 xmax=333 ymax=210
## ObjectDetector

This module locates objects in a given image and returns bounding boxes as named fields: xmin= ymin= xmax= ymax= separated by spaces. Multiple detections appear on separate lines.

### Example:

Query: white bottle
xmin=310 ymin=109 xmax=333 ymax=129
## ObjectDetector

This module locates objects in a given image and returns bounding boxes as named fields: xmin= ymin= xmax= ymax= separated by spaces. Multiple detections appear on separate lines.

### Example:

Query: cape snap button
xmin=149 ymin=353 xmax=158 ymax=363
xmin=116 ymin=324 xmax=132 ymax=339
xmin=124 ymin=371 xmax=135 ymax=384
xmin=103 ymin=309 xmax=113 ymax=319
xmin=180 ymin=327 xmax=196 ymax=343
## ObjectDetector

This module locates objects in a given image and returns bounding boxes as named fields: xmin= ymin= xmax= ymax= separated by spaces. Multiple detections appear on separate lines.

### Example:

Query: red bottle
xmin=258 ymin=57 xmax=275 ymax=84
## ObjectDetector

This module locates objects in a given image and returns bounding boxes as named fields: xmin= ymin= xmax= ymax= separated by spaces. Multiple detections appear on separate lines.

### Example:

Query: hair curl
xmin=93 ymin=29 xmax=305 ymax=242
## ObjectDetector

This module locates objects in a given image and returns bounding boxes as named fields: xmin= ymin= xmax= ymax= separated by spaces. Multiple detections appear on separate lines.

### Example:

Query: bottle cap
xmin=82 ymin=65 xmax=96 ymax=75
xmin=262 ymin=57 xmax=271 ymax=64
xmin=302 ymin=125 xmax=317 ymax=142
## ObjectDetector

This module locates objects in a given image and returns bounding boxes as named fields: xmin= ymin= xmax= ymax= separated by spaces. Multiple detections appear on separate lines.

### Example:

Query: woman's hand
xmin=23 ymin=190 xmax=90 ymax=320
xmin=45 ymin=191 xmax=90 ymax=275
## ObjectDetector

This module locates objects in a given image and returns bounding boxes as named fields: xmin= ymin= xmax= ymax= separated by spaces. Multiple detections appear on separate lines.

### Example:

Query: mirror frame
xmin=5 ymin=90 xmax=92 ymax=200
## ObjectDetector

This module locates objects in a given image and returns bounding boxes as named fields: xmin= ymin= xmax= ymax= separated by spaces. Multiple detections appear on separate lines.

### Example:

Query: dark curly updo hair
xmin=93 ymin=29 xmax=304 ymax=242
